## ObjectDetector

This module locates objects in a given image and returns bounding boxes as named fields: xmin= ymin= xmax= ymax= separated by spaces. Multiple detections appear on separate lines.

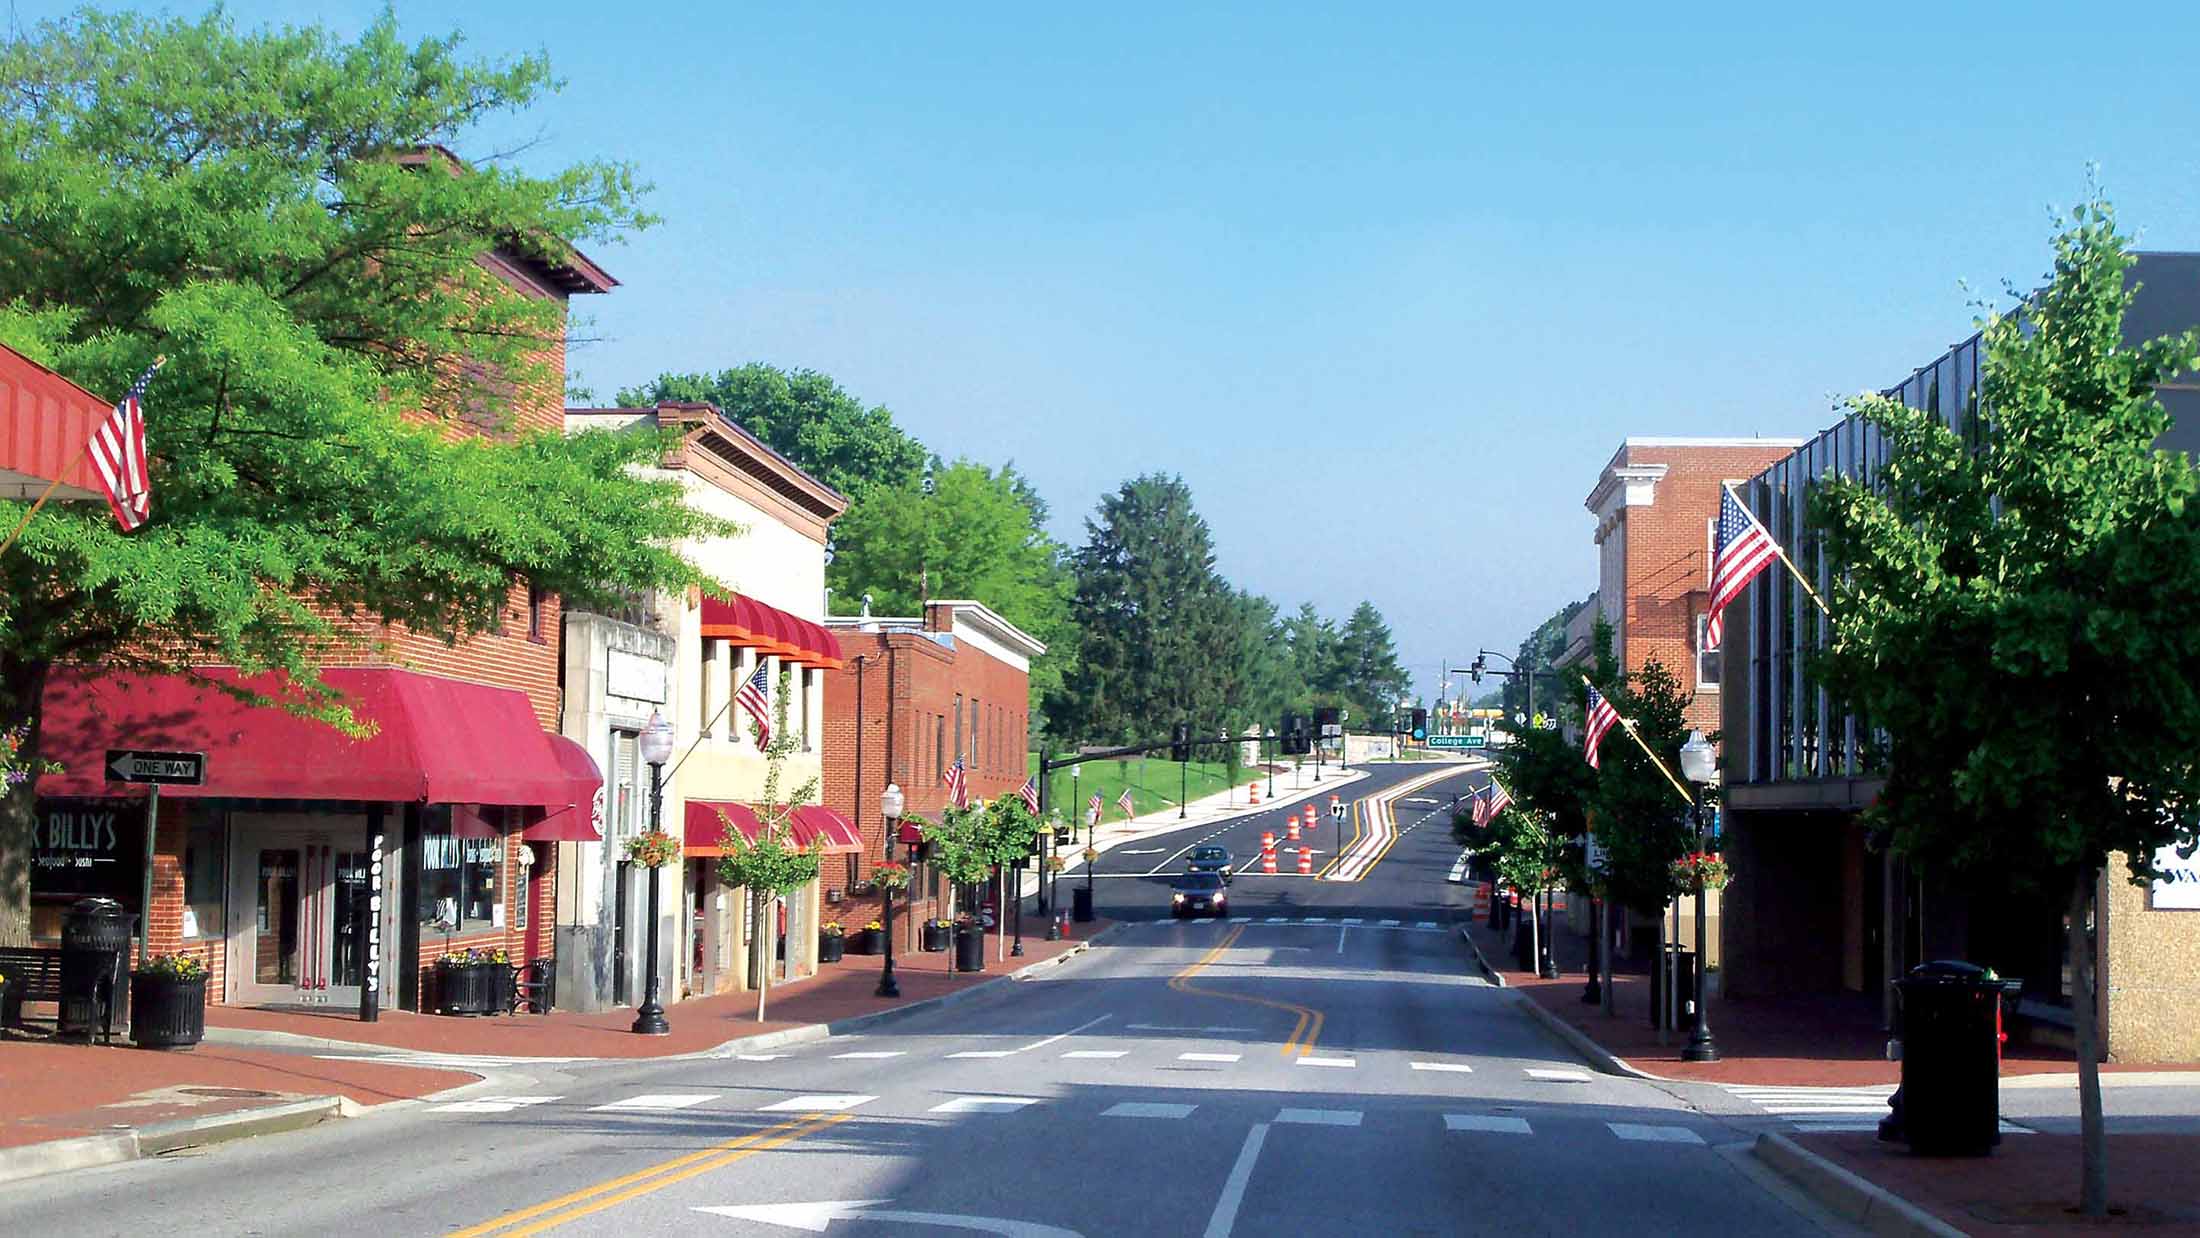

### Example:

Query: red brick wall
xmin=1614 ymin=444 xmax=1798 ymax=736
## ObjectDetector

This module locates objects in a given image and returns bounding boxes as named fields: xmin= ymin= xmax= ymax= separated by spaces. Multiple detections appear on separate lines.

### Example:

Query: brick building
xmin=820 ymin=602 xmax=1045 ymax=946
xmin=27 ymin=222 xmax=614 ymax=1017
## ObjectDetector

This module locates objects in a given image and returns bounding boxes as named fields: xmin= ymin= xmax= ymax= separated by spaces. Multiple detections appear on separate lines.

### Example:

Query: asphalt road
xmin=0 ymin=762 xmax=1853 ymax=1238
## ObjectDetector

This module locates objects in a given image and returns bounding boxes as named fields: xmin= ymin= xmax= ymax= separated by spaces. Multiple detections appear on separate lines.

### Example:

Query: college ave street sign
xmin=1427 ymin=735 xmax=1488 ymax=749
xmin=105 ymin=749 xmax=207 ymax=786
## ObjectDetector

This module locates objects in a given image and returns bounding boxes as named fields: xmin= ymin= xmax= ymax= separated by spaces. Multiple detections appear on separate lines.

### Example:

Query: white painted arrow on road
xmin=694 ymin=1201 xmax=1084 ymax=1236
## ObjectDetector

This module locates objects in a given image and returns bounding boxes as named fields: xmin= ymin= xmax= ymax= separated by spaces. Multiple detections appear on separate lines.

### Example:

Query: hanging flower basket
xmin=1669 ymin=851 xmax=1731 ymax=892
xmin=624 ymin=830 xmax=679 ymax=868
xmin=1046 ymin=855 xmax=1067 ymax=873
xmin=873 ymin=860 xmax=911 ymax=891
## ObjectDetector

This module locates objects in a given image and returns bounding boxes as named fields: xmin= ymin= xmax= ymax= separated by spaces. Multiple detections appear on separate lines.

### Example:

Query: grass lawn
xmin=1026 ymin=752 xmax=1280 ymax=822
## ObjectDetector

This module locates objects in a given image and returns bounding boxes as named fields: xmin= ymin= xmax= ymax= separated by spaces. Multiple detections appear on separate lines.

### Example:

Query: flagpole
xmin=1580 ymin=674 xmax=1695 ymax=807
xmin=0 ymin=356 xmax=166 ymax=559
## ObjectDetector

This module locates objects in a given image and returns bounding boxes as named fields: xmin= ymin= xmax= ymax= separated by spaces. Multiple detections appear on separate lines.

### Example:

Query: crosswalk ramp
xmin=1720 ymin=1083 xmax=2032 ymax=1135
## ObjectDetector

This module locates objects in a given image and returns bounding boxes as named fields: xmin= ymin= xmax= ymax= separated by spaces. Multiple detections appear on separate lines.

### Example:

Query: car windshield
xmin=1191 ymin=847 xmax=1228 ymax=861
xmin=1177 ymin=873 xmax=1225 ymax=890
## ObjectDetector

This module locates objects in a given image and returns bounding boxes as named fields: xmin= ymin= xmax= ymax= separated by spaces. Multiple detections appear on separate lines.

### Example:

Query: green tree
xmin=1282 ymin=603 xmax=1339 ymax=699
xmin=614 ymin=363 xmax=927 ymax=499
xmin=1586 ymin=628 xmax=1698 ymax=920
xmin=716 ymin=668 xmax=823 ymax=1022
xmin=1218 ymin=591 xmax=1302 ymax=735
xmin=0 ymin=10 xmax=719 ymax=944
xmin=826 ymin=458 xmax=1075 ymax=713
xmin=1055 ymin=474 xmax=1236 ymax=742
xmin=1332 ymin=600 xmax=1412 ymax=727
xmin=1813 ymin=199 xmax=2200 ymax=1215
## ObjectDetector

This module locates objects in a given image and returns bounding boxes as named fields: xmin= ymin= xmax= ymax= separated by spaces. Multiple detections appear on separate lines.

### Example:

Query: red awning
xmin=523 ymin=735 xmax=604 ymax=842
xmin=0 ymin=343 xmax=110 ymax=506
xmin=791 ymin=805 xmax=862 ymax=854
xmin=37 ymin=667 xmax=575 ymax=807
xmin=684 ymin=800 xmax=858 ymax=857
xmin=698 ymin=593 xmax=843 ymax=668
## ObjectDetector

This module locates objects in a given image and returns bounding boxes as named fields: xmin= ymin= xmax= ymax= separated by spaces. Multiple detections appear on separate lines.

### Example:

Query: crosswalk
xmin=1720 ymin=1083 xmax=2033 ymax=1136
xmin=425 ymin=1090 xmax=1714 ymax=1144
xmin=1130 ymin=916 xmax=1446 ymax=931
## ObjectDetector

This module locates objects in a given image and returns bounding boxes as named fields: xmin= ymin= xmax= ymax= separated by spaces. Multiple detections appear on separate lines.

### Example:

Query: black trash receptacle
xmin=1892 ymin=960 xmax=2022 ymax=1156
xmin=60 ymin=897 xmax=134 ymax=1040
xmin=1072 ymin=885 xmax=1094 ymax=923
xmin=953 ymin=925 xmax=986 ymax=973
xmin=1648 ymin=946 xmax=1697 ymax=1030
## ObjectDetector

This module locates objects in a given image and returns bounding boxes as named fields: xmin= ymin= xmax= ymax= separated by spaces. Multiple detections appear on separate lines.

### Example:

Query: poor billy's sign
xmin=31 ymin=799 xmax=147 ymax=901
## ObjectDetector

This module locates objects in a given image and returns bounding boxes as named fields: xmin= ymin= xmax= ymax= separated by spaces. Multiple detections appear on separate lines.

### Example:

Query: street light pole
xmin=1679 ymin=731 xmax=1721 ymax=1062
xmin=877 ymin=783 xmax=904 ymax=999
xmin=631 ymin=711 xmax=674 ymax=1036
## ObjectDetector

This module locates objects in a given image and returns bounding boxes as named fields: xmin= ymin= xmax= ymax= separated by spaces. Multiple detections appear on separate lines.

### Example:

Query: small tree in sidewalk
xmin=1813 ymin=196 xmax=2200 ymax=1217
xmin=716 ymin=668 xmax=822 ymax=1023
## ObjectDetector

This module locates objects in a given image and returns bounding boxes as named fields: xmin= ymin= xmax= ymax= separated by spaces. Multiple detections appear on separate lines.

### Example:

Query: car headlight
xmin=1172 ymin=893 xmax=1184 ymax=902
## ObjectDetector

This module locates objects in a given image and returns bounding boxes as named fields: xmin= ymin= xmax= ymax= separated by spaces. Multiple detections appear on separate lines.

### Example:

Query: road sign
xmin=1329 ymin=801 xmax=1344 ymax=820
xmin=1320 ymin=724 xmax=1342 ymax=737
xmin=105 ymin=749 xmax=206 ymax=786
xmin=1427 ymin=734 xmax=1488 ymax=749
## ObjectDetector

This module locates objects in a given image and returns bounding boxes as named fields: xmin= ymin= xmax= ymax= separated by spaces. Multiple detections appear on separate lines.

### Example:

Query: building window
xmin=801 ymin=667 xmax=815 ymax=751
xmin=417 ymin=810 xmax=504 ymax=932
xmin=612 ymin=730 xmax=641 ymax=840
xmin=935 ymin=714 xmax=946 ymax=782
xmin=182 ymin=819 xmax=226 ymax=939
xmin=699 ymin=639 xmax=717 ymax=737
xmin=527 ymin=583 xmax=547 ymax=643
xmin=953 ymin=696 xmax=963 ymax=772
xmin=1695 ymin=612 xmax=1721 ymax=690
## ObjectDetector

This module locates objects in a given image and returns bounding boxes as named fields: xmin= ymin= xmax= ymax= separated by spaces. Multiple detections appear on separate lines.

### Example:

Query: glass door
xmin=230 ymin=822 xmax=366 ymax=1007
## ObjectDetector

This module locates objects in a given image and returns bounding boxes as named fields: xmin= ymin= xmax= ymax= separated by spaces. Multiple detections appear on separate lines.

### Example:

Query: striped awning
xmin=698 ymin=593 xmax=843 ymax=668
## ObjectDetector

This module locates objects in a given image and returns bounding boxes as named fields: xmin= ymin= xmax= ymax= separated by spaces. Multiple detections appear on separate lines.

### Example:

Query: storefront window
xmin=182 ymin=820 xmax=226 ymax=938
xmin=418 ymin=810 xmax=504 ymax=932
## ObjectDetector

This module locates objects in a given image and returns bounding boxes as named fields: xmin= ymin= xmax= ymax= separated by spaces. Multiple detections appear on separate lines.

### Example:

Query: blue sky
xmin=22 ymin=2 xmax=2200 ymax=700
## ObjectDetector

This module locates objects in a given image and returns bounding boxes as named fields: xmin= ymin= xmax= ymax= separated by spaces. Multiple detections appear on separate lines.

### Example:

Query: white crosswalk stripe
xmin=1445 ymin=1114 xmax=1531 ymax=1134
xmin=426 ymin=1095 xmax=559 ymax=1114
xmin=1526 ymin=1068 xmax=1593 ymax=1082
xmin=1276 ymin=1108 xmax=1362 ymax=1126
xmin=833 ymin=1050 xmax=905 ymax=1060
xmin=591 ymin=1093 xmax=717 ymax=1112
xmin=1180 ymin=1052 xmax=1242 ymax=1063
xmin=1103 ymin=1102 xmax=1196 ymax=1119
xmin=948 ymin=1050 xmax=1014 ymax=1059
xmin=1410 ymin=1061 xmax=1474 ymax=1074
xmin=1142 ymin=916 xmax=1444 ymax=932
xmin=759 ymin=1094 xmax=875 ymax=1112
xmin=1062 ymin=1050 xmax=1128 ymax=1059
xmin=1609 ymin=1123 xmax=1706 ymax=1145
xmin=1297 ymin=1056 xmax=1356 ymax=1068
xmin=931 ymin=1096 xmax=1041 ymax=1114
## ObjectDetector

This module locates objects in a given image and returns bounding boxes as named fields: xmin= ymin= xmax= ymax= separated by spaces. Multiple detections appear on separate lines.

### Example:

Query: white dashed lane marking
xmin=1180 ymin=1052 xmax=1242 ymax=1063
xmin=1276 ymin=1108 xmax=1362 ymax=1126
xmin=1410 ymin=1062 xmax=1474 ymax=1074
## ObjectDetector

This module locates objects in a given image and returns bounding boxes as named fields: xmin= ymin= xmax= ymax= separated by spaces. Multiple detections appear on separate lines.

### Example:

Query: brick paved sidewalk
xmin=0 ymin=1037 xmax=469 ymax=1150
xmin=206 ymin=916 xmax=1114 ymax=1060
xmin=1802 ymin=1131 xmax=2200 ymax=1236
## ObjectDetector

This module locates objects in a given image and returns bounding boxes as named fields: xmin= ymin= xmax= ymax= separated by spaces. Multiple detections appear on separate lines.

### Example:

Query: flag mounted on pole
xmin=1086 ymin=792 xmax=1102 ymax=825
xmin=1116 ymin=787 xmax=1135 ymax=818
xmin=1583 ymin=687 xmax=1620 ymax=770
xmin=946 ymin=757 xmax=969 ymax=809
xmin=1017 ymin=774 xmax=1039 ymax=815
xmin=88 ymin=360 xmax=160 ymax=533
xmin=736 ymin=661 xmax=773 ymax=750
xmin=1469 ymin=785 xmax=1492 ymax=828
xmin=1707 ymin=485 xmax=1779 ymax=650
xmin=1484 ymin=778 xmax=1512 ymax=820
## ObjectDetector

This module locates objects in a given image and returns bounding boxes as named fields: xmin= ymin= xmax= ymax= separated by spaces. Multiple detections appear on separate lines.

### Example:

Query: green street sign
xmin=1428 ymin=734 xmax=1488 ymax=749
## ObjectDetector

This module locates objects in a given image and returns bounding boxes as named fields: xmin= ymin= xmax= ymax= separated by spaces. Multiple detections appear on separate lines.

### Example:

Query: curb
xmin=0 ymin=1095 xmax=345 ymax=1187
xmin=1750 ymin=1133 xmax=1966 ymax=1238
xmin=1458 ymin=926 xmax=1669 ymax=1083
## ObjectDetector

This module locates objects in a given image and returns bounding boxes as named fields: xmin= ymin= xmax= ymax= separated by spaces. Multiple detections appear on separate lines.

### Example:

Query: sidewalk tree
xmin=980 ymin=794 xmax=1043 ymax=956
xmin=0 ymin=10 xmax=721 ymax=945
xmin=1813 ymin=198 xmax=2200 ymax=1217
xmin=715 ymin=668 xmax=823 ymax=1023
xmin=926 ymin=802 xmax=996 ymax=927
xmin=1588 ymin=639 xmax=1697 ymax=920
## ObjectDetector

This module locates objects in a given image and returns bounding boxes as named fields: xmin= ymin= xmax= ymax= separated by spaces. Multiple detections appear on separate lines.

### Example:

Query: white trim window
xmin=1694 ymin=612 xmax=1722 ymax=691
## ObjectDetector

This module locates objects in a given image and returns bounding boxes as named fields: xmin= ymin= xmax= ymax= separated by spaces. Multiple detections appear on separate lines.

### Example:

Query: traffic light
xmin=1469 ymin=655 xmax=1485 ymax=683
xmin=1279 ymin=713 xmax=1302 ymax=755
xmin=1410 ymin=708 xmax=1428 ymax=740
xmin=1171 ymin=721 xmax=1193 ymax=763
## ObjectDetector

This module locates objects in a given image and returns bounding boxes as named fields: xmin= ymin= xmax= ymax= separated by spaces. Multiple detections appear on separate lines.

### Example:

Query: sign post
xmin=107 ymin=750 xmax=205 ymax=966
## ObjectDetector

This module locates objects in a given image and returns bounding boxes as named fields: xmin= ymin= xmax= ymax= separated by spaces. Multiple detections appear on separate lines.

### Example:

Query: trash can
xmin=60 ymin=897 xmax=133 ymax=1040
xmin=1889 ymin=960 xmax=2023 ymax=1156
xmin=1649 ymin=946 xmax=1696 ymax=1031
xmin=1072 ymin=885 xmax=1094 ymax=923
xmin=953 ymin=925 xmax=986 ymax=973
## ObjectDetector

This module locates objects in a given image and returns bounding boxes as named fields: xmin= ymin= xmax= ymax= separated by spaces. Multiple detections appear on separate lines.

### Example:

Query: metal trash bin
xmin=1072 ymin=885 xmax=1095 ymax=923
xmin=1887 ymin=960 xmax=2023 ymax=1156
xmin=60 ymin=897 xmax=134 ymax=1041
xmin=1649 ymin=946 xmax=1696 ymax=1030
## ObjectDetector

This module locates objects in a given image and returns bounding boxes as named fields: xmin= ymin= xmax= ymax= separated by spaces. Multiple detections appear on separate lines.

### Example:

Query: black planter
xmin=435 ymin=963 xmax=509 ymax=1015
xmin=953 ymin=926 xmax=985 ymax=973
xmin=849 ymin=928 xmax=881 ymax=956
xmin=818 ymin=933 xmax=845 ymax=964
xmin=921 ymin=922 xmax=952 ymax=953
xmin=128 ymin=973 xmax=206 ymax=1050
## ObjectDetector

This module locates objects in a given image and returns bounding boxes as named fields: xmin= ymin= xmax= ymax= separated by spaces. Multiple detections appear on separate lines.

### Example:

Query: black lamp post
xmin=1679 ymin=730 xmax=1721 ymax=1062
xmin=631 ymin=711 xmax=674 ymax=1036
xmin=877 ymin=782 xmax=904 ymax=999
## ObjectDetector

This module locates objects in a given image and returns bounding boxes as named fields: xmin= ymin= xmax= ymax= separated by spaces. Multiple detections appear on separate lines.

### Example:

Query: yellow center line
xmin=447 ymin=1112 xmax=850 ymax=1238
xmin=1166 ymin=923 xmax=1326 ymax=1056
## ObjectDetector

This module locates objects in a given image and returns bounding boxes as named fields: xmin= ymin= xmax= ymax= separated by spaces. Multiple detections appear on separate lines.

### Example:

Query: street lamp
xmin=1677 ymin=729 xmax=1720 ymax=1063
xmin=877 ymin=783 xmax=904 ymax=998
xmin=631 ymin=711 xmax=675 ymax=1036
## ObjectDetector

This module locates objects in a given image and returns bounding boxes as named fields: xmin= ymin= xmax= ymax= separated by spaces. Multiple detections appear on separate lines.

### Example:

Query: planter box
xmin=921 ymin=922 xmax=951 ymax=953
xmin=129 ymin=973 xmax=206 ymax=1050
xmin=848 ymin=928 xmax=882 ymax=956
xmin=818 ymin=934 xmax=845 ymax=964
xmin=435 ymin=963 xmax=510 ymax=1016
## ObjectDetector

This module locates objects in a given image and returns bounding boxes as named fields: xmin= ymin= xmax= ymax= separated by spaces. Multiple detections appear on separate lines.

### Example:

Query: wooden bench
xmin=0 ymin=945 xmax=64 ymax=1030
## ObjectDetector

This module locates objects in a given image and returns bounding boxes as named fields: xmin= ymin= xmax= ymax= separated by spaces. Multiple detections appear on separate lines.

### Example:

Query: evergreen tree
xmin=1333 ymin=600 xmax=1412 ymax=727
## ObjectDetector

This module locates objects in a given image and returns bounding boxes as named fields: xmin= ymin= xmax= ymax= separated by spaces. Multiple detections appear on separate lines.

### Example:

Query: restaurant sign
xmin=31 ymin=797 xmax=147 ymax=901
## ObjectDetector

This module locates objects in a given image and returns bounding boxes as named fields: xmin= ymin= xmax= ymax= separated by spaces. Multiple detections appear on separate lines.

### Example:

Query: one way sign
xmin=106 ymin=749 xmax=207 ymax=786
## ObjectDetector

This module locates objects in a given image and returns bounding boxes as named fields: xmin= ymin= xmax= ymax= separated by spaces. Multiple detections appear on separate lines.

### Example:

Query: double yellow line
xmin=1167 ymin=923 xmax=1325 ymax=1056
xmin=447 ymin=1111 xmax=850 ymax=1237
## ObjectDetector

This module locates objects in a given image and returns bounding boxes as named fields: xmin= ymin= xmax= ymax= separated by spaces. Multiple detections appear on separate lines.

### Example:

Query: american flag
xmin=945 ymin=757 xmax=968 ymax=809
xmin=1485 ymin=778 xmax=1512 ymax=819
xmin=1469 ymin=785 xmax=1492 ymax=828
xmin=1706 ymin=485 xmax=1779 ymax=650
xmin=736 ymin=662 xmax=772 ymax=749
xmin=1116 ymin=787 xmax=1135 ymax=817
xmin=89 ymin=361 xmax=160 ymax=532
xmin=1086 ymin=792 xmax=1102 ymax=825
xmin=1017 ymin=774 xmax=1039 ymax=815
xmin=1584 ymin=687 xmax=1620 ymax=770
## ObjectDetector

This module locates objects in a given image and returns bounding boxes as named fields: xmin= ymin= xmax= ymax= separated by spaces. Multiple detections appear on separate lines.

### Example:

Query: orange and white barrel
xmin=1297 ymin=846 xmax=1313 ymax=874
xmin=1262 ymin=847 xmax=1278 ymax=874
xmin=1249 ymin=782 xmax=1261 ymax=805
xmin=1286 ymin=818 xmax=1300 ymax=842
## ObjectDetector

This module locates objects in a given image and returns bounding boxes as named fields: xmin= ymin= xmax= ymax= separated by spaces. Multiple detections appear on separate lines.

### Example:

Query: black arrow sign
xmin=106 ymin=749 xmax=207 ymax=786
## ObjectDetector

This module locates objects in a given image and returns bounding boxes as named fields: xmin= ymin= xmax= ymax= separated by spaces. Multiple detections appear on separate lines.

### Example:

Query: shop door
xmin=230 ymin=818 xmax=367 ymax=1008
